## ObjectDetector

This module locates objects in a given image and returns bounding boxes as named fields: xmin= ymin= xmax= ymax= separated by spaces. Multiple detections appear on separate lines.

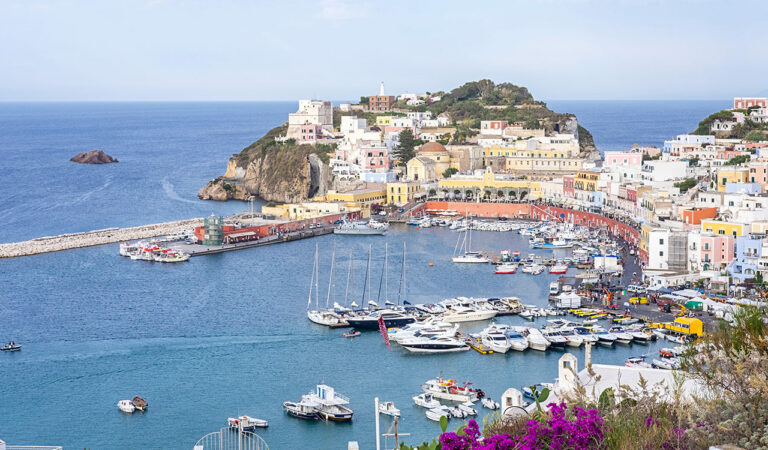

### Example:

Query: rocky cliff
xmin=198 ymin=125 xmax=333 ymax=203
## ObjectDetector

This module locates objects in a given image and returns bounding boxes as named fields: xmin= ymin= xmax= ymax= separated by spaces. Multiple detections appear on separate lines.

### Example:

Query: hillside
xmin=692 ymin=108 xmax=768 ymax=141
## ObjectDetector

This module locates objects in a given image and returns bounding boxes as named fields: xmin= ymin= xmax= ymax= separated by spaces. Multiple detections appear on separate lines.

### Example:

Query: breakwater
xmin=0 ymin=218 xmax=204 ymax=258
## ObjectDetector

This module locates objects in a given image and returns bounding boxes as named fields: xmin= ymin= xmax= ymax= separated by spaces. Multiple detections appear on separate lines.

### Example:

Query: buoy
xmin=429 ymin=262 xmax=434 ymax=267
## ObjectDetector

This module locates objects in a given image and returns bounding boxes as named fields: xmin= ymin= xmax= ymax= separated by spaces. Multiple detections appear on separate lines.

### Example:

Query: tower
xmin=379 ymin=81 xmax=385 ymax=96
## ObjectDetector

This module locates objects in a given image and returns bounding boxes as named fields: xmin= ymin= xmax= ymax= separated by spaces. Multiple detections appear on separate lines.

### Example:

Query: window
xmin=659 ymin=239 xmax=664 ymax=244
xmin=659 ymin=251 xmax=664 ymax=256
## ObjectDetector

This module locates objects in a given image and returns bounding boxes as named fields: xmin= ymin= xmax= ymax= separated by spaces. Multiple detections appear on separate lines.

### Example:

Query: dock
xmin=0 ymin=218 xmax=204 ymax=258
xmin=168 ymin=227 xmax=334 ymax=256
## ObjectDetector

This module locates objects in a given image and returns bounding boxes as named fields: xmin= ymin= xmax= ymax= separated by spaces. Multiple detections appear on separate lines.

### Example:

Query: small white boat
xmin=448 ymin=406 xmax=467 ymax=418
xmin=457 ymin=402 xmax=478 ymax=416
xmin=378 ymin=401 xmax=400 ymax=417
xmin=625 ymin=356 xmax=652 ymax=369
xmin=549 ymin=264 xmax=569 ymax=274
xmin=413 ymin=393 xmax=441 ymax=409
xmin=426 ymin=406 xmax=451 ymax=422
xmin=481 ymin=398 xmax=499 ymax=410
xmin=519 ymin=310 xmax=534 ymax=321
xmin=228 ymin=415 xmax=269 ymax=430
xmin=494 ymin=263 xmax=517 ymax=274
xmin=117 ymin=400 xmax=136 ymax=413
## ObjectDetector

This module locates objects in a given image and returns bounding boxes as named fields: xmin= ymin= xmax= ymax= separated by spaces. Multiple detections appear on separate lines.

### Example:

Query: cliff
xmin=70 ymin=150 xmax=118 ymax=164
xmin=198 ymin=125 xmax=333 ymax=203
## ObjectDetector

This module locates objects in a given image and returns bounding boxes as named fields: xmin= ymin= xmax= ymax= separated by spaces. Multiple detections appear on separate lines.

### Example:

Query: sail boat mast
xmin=344 ymin=249 xmax=353 ymax=307
xmin=325 ymin=242 xmax=336 ymax=310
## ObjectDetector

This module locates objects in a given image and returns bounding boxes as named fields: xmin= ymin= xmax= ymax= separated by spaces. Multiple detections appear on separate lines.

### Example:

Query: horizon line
xmin=0 ymin=98 xmax=732 ymax=103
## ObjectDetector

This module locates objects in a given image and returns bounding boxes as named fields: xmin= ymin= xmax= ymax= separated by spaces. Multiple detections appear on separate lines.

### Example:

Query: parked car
xmin=627 ymin=284 xmax=646 ymax=294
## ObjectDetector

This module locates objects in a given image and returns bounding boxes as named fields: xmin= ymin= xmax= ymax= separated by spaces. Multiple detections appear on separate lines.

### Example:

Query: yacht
xmin=119 ymin=242 xmax=138 ymax=256
xmin=505 ymin=330 xmax=530 ymax=352
xmin=541 ymin=329 xmax=568 ymax=349
xmin=307 ymin=310 xmax=346 ymax=327
xmin=494 ymin=263 xmax=518 ymax=274
xmin=609 ymin=327 xmax=635 ymax=344
xmin=334 ymin=219 xmax=387 ymax=236
xmin=627 ymin=328 xmax=654 ymax=343
xmin=558 ymin=328 xmax=584 ymax=348
xmin=400 ymin=335 xmax=470 ymax=353
xmin=452 ymin=226 xmax=488 ymax=263
xmin=625 ymin=356 xmax=652 ymax=369
xmin=441 ymin=305 xmax=497 ymax=323
xmin=594 ymin=329 xmax=618 ymax=346
xmin=378 ymin=401 xmax=400 ymax=417
xmin=421 ymin=377 xmax=484 ymax=402
xmin=574 ymin=327 xmax=599 ymax=344
xmin=426 ymin=406 xmax=451 ymax=422
xmin=479 ymin=324 xmax=514 ymax=353
xmin=390 ymin=321 xmax=457 ymax=344
xmin=452 ymin=252 xmax=489 ymax=263
xmin=345 ymin=310 xmax=415 ymax=329
xmin=515 ymin=327 xmax=550 ymax=352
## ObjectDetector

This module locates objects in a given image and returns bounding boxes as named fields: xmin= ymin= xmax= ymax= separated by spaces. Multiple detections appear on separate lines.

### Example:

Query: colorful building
xmin=682 ymin=208 xmax=718 ymax=226
xmin=700 ymin=234 xmax=735 ymax=271
xmin=701 ymin=220 xmax=746 ymax=237
xmin=716 ymin=167 xmax=749 ymax=192
xmin=438 ymin=167 xmax=542 ymax=201
xmin=387 ymin=181 xmax=423 ymax=205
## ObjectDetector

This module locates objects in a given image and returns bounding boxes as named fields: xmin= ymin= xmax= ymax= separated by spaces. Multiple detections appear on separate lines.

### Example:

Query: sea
xmin=0 ymin=100 xmax=728 ymax=449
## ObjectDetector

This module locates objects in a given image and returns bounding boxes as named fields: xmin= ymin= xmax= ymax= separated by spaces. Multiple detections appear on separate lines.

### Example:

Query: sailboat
xmin=452 ymin=224 xmax=488 ymax=263
xmin=307 ymin=243 xmax=345 ymax=326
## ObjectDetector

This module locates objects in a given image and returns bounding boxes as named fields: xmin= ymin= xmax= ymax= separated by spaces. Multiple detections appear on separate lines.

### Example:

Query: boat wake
xmin=162 ymin=176 xmax=197 ymax=204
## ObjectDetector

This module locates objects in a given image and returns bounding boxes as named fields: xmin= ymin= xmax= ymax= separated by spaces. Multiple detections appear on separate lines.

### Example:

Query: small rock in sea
xmin=70 ymin=150 xmax=119 ymax=164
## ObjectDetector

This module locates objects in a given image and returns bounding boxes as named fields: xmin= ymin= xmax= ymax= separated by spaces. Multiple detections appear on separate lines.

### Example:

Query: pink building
xmin=700 ymin=234 xmax=735 ymax=271
xmin=604 ymin=151 xmax=642 ymax=167
xmin=563 ymin=175 xmax=575 ymax=198
xmin=298 ymin=124 xmax=323 ymax=143
xmin=362 ymin=146 xmax=389 ymax=170
xmin=734 ymin=97 xmax=767 ymax=109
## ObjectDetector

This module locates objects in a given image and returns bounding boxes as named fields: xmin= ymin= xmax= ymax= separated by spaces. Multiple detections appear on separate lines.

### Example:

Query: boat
xmin=131 ymin=396 xmax=148 ymax=411
xmin=452 ymin=225 xmax=488 ymax=263
xmin=343 ymin=330 xmax=361 ymax=338
xmin=519 ymin=310 xmax=534 ymax=321
xmin=549 ymin=282 xmax=559 ymax=295
xmin=283 ymin=397 xmax=319 ymax=420
xmin=119 ymin=242 xmax=138 ymax=256
xmin=541 ymin=329 xmax=568 ymax=349
xmin=307 ymin=243 xmax=347 ymax=327
xmin=458 ymin=402 xmax=477 ymax=416
xmin=1 ymin=342 xmax=21 ymax=352
xmin=505 ymin=330 xmax=530 ymax=352
xmin=413 ymin=393 xmax=441 ymax=409
xmin=345 ymin=310 xmax=415 ymax=330
xmin=652 ymin=358 xmax=680 ymax=370
xmin=481 ymin=398 xmax=499 ymax=410
xmin=400 ymin=335 xmax=470 ymax=353
xmin=522 ymin=383 xmax=555 ymax=400
xmin=659 ymin=348 xmax=676 ymax=358
xmin=625 ymin=356 xmax=652 ymax=369
xmin=521 ymin=263 xmax=545 ymax=275
xmin=448 ymin=406 xmax=467 ymax=418
xmin=308 ymin=384 xmax=354 ymax=422
xmin=608 ymin=327 xmax=634 ymax=345
xmin=441 ymin=305 xmax=497 ymax=323
xmin=117 ymin=400 xmax=136 ymax=413
xmin=558 ymin=328 xmax=584 ymax=348
xmin=494 ymin=263 xmax=518 ymax=274
xmin=549 ymin=264 xmax=569 ymax=275
xmin=333 ymin=219 xmax=387 ymax=236
xmin=426 ymin=406 xmax=451 ymax=422
xmin=520 ymin=327 xmax=550 ymax=352
xmin=421 ymin=377 xmax=485 ymax=402
xmin=594 ymin=329 xmax=618 ymax=346
xmin=479 ymin=324 xmax=514 ymax=353
xmin=228 ymin=415 xmax=269 ymax=430
xmin=378 ymin=401 xmax=400 ymax=417
xmin=390 ymin=321 xmax=458 ymax=344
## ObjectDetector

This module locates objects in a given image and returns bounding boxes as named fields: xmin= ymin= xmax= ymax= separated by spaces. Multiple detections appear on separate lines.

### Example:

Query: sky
xmin=1 ymin=0 xmax=766 ymax=101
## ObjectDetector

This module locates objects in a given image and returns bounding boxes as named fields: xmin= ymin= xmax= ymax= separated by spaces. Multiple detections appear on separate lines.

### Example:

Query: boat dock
xmin=0 ymin=218 xmax=204 ymax=258
xmin=168 ymin=226 xmax=334 ymax=257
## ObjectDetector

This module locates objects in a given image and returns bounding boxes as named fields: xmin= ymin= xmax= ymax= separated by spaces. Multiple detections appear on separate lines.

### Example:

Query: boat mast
xmin=385 ymin=242 xmax=388 ymax=303
xmin=403 ymin=242 xmax=407 ymax=304
xmin=315 ymin=242 xmax=320 ymax=309
xmin=361 ymin=244 xmax=371 ymax=305
xmin=325 ymin=242 xmax=336 ymax=310
xmin=344 ymin=249 xmax=353 ymax=307
xmin=308 ymin=242 xmax=318 ymax=310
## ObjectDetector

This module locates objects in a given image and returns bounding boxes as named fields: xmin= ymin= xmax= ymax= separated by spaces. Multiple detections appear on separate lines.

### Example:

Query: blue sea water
xmin=0 ymin=101 xmax=714 ymax=449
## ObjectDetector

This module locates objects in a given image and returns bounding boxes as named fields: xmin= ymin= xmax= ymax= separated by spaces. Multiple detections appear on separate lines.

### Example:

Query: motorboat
xmin=391 ymin=321 xmax=457 ymax=344
xmin=541 ymin=329 xmax=568 ymax=349
xmin=1 ymin=342 xmax=21 ymax=352
xmin=519 ymin=309 xmax=534 ymax=321
xmin=421 ymin=377 xmax=484 ymax=402
xmin=505 ymin=330 xmax=530 ymax=352
xmin=333 ymin=219 xmax=387 ymax=235
xmin=608 ymin=327 xmax=635 ymax=344
xmin=345 ymin=310 xmax=415 ymax=329
xmin=131 ymin=396 xmax=147 ymax=412
xmin=117 ymin=400 xmax=136 ymax=413
xmin=413 ymin=393 xmax=441 ymax=409
xmin=119 ymin=242 xmax=138 ymax=256
xmin=574 ymin=327 xmax=599 ymax=344
xmin=343 ymin=330 xmax=361 ymax=338
xmin=400 ymin=335 xmax=470 ymax=353
xmin=659 ymin=348 xmax=676 ymax=358
xmin=307 ymin=384 xmax=353 ymax=422
xmin=378 ymin=401 xmax=400 ymax=417
xmin=594 ymin=329 xmax=618 ymax=346
xmin=549 ymin=264 xmax=569 ymax=275
xmin=228 ymin=415 xmax=269 ymax=430
xmin=452 ymin=252 xmax=489 ymax=264
xmin=652 ymin=358 xmax=680 ymax=370
xmin=558 ymin=328 xmax=584 ymax=348
xmin=549 ymin=282 xmax=559 ymax=295
xmin=457 ymin=402 xmax=477 ymax=416
xmin=481 ymin=398 xmax=499 ymax=410
xmin=283 ymin=397 xmax=319 ymax=420
xmin=426 ymin=406 xmax=451 ymax=422
xmin=521 ymin=264 xmax=545 ymax=275
xmin=441 ymin=306 xmax=497 ymax=323
xmin=494 ymin=263 xmax=518 ymax=274
xmin=515 ymin=327 xmax=550 ymax=352
xmin=448 ymin=406 xmax=467 ymax=418
xmin=625 ymin=356 xmax=652 ymax=369
xmin=479 ymin=324 xmax=514 ymax=353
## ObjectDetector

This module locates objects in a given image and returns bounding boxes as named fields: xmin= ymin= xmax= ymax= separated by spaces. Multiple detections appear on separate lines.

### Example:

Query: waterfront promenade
xmin=0 ymin=218 xmax=203 ymax=258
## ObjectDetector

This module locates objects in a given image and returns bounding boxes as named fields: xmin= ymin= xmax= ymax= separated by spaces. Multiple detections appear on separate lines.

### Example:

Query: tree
xmin=673 ymin=178 xmax=698 ymax=193
xmin=442 ymin=167 xmax=458 ymax=178
xmin=359 ymin=96 xmax=368 ymax=105
xmin=724 ymin=154 xmax=750 ymax=166
xmin=428 ymin=188 xmax=436 ymax=197
xmin=393 ymin=129 xmax=417 ymax=165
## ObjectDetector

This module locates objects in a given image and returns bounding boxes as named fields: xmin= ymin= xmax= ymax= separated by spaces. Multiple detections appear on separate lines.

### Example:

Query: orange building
xmin=682 ymin=207 xmax=718 ymax=226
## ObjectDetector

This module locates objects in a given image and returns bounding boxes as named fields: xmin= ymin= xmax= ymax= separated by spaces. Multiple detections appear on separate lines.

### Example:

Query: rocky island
xmin=70 ymin=150 xmax=118 ymax=164
xmin=199 ymin=79 xmax=597 ymax=203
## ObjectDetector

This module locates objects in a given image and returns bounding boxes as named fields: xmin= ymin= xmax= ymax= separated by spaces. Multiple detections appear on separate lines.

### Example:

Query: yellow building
xmin=324 ymin=185 xmax=387 ymax=205
xmin=262 ymin=201 xmax=360 ymax=220
xmin=716 ymin=167 xmax=749 ymax=192
xmin=438 ymin=167 xmax=542 ymax=200
xmin=664 ymin=317 xmax=703 ymax=336
xmin=387 ymin=181 xmax=423 ymax=205
xmin=406 ymin=157 xmax=438 ymax=182
xmin=639 ymin=224 xmax=653 ymax=256
xmin=375 ymin=116 xmax=394 ymax=126
xmin=574 ymin=171 xmax=599 ymax=192
xmin=701 ymin=220 xmax=746 ymax=237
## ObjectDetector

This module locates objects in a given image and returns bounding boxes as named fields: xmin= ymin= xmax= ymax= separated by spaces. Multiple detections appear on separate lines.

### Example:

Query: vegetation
xmin=443 ymin=167 xmax=459 ymax=178
xmin=724 ymin=154 xmax=750 ymax=166
xmin=691 ymin=110 xmax=736 ymax=135
xmin=642 ymin=153 xmax=661 ymax=162
xmin=691 ymin=108 xmax=768 ymax=139
xmin=673 ymin=178 xmax=698 ymax=192
xmin=393 ymin=129 xmax=417 ymax=165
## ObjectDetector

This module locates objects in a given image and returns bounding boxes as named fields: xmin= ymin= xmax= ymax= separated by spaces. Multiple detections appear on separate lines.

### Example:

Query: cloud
xmin=317 ymin=0 xmax=369 ymax=20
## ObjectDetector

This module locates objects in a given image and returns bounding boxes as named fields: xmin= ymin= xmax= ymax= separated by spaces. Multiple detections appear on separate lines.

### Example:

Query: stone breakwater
xmin=0 ymin=218 xmax=204 ymax=258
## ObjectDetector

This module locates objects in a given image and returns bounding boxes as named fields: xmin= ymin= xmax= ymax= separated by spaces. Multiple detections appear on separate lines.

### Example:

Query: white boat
xmin=625 ymin=356 xmax=652 ymax=369
xmin=520 ymin=327 xmax=550 ymax=352
xmin=306 ymin=243 xmax=346 ymax=326
xmin=400 ymin=335 xmax=470 ymax=353
xmin=442 ymin=306 xmax=497 ymax=323
xmin=521 ymin=264 xmax=545 ymax=274
xmin=228 ymin=415 xmax=269 ymax=430
xmin=574 ymin=327 xmax=599 ymax=344
xmin=609 ymin=328 xmax=635 ymax=345
xmin=519 ymin=310 xmax=534 ymax=321
xmin=481 ymin=398 xmax=499 ymax=410
xmin=594 ymin=329 xmax=618 ymax=346
xmin=452 ymin=226 xmax=488 ymax=263
xmin=391 ymin=321 xmax=458 ymax=344
xmin=421 ymin=377 xmax=483 ymax=402
xmin=494 ymin=263 xmax=518 ymax=274
xmin=480 ymin=325 xmax=514 ymax=353
xmin=378 ymin=401 xmax=400 ymax=417
xmin=505 ymin=330 xmax=530 ymax=351
xmin=448 ymin=406 xmax=467 ymax=418
xmin=457 ymin=402 xmax=477 ymax=416
xmin=334 ymin=219 xmax=387 ymax=235
xmin=558 ymin=328 xmax=584 ymax=348
xmin=549 ymin=282 xmax=559 ymax=295
xmin=119 ymin=242 xmax=138 ymax=256
xmin=413 ymin=393 xmax=441 ymax=409
xmin=426 ymin=406 xmax=451 ymax=422
xmin=306 ymin=384 xmax=354 ymax=422
xmin=117 ymin=400 xmax=135 ymax=413
xmin=549 ymin=264 xmax=569 ymax=274
xmin=542 ymin=329 xmax=568 ymax=348
xmin=652 ymin=358 xmax=680 ymax=370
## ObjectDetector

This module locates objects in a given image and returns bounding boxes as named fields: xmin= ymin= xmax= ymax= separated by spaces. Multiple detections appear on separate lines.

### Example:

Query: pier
xmin=169 ymin=227 xmax=334 ymax=256
xmin=0 ymin=218 xmax=204 ymax=258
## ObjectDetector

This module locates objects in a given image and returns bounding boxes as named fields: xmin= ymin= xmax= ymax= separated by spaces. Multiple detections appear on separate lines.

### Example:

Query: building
xmin=700 ymin=233 xmax=735 ymax=271
xmin=387 ymin=181 xmax=423 ymax=205
xmin=325 ymin=185 xmax=387 ymax=206
xmin=701 ymin=220 xmax=745 ymax=237
xmin=287 ymin=99 xmax=333 ymax=139
xmin=730 ymin=234 xmax=764 ymax=282
xmin=438 ymin=167 xmax=542 ymax=201
xmin=682 ymin=207 xmax=718 ymax=226
xmin=734 ymin=97 xmax=767 ymax=109
xmin=717 ymin=167 xmax=749 ymax=192
xmin=367 ymin=82 xmax=395 ymax=112
xmin=406 ymin=157 xmax=438 ymax=182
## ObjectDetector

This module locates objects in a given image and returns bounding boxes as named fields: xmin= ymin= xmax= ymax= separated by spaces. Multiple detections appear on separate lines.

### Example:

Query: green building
xmin=203 ymin=214 xmax=224 ymax=246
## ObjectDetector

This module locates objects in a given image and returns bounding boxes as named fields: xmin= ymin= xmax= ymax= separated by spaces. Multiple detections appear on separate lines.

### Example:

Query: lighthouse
xmin=379 ymin=81 xmax=386 ymax=96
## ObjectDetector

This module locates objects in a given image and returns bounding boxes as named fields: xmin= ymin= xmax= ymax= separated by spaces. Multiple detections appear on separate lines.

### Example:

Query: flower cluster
xmin=439 ymin=403 xmax=605 ymax=450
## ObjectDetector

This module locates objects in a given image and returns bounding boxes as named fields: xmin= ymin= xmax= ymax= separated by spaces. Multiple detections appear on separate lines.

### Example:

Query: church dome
xmin=420 ymin=142 xmax=447 ymax=153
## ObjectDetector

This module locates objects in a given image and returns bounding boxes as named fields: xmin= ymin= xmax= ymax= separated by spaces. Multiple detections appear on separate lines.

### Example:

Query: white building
xmin=641 ymin=160 xmax=692 ymax=182
xmin=287 ymin=99 xmax=333 ymax=139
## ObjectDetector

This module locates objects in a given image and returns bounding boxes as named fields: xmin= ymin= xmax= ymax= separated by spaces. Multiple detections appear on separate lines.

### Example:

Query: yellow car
xmin=629 ymin=296 xmax=648 ymax=305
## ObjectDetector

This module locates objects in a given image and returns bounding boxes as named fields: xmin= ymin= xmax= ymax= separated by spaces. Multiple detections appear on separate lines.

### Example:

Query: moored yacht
xmin=421 ymin=377 xmax=485 ymax=402
xmin=441 ymin=305 xmax=497 ymax=323
xmin=400 ymin=335 xmax=469 ymax=353
xmin=541 ymin=329 xmax=568 ymax=348
xmin=494 ymin=263 xmax=518 ymax=274
xmin=345 ymin=310 xmax=415 ymax=329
